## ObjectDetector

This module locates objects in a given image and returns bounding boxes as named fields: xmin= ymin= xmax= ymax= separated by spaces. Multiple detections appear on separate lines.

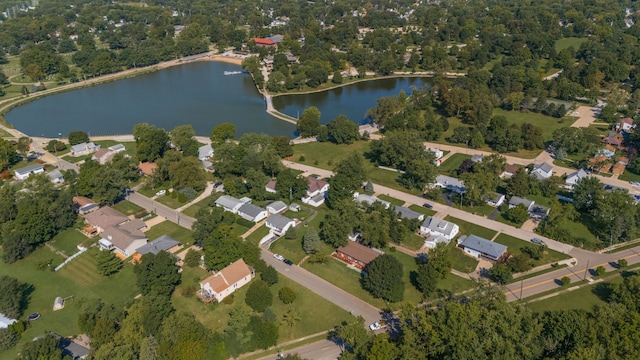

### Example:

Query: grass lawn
xmin=49 ymin=228 xmax=92 ymax=256
xmin=438 ymin=153 xmax=471 ymax=176
xmin=527 ymin=276 xmax=622 ymax=313
xmin=155 ymin=193 xmax=188 ymax=209
xmin=408 ymin=204 xmax=436 ymax=217
xmin=173 ymin=267 xmax=353 ymax=342
xmin=112 ymin=200 xmax=144 ymax=216
xmin=493 ymin=234 xmax=571 ymax=266
xmin=182 ymin=193 xmax=221 ymax=217
xmin=62 ymin=154 xmax=93 ymax=164
xmin=552 ymin=215 xmax=600 ymax=249
xmin=495 ymin=213 xmax=525 ymax=228
xmin=0 ymin=246 xmax=138 ymax=358
xmin=385 ymin=250 xmax=426 ymax=305
xmin=444 ymin=216 xmax=497 ymax=240
xmin=448 ymin=243 xmax=479 ymax=273
xmin=619 ymin=171 xmax=640 ymax=182
xmin=137 ymin=181 xmax=171 ymax=197
xmin=401 ymin=233 xmax=426 ymax=251
xmin=437 ymin=271 xmax=477 ymax=295
xmin=377 ymin=194 xmax=405 ymax=206
xmin=245 ymin=225 xmax=271 ymax=244
xmin=145 ymin=220 xmax=195 ymax=245
xmin=555 ymin=37 xmax=588 ymax=52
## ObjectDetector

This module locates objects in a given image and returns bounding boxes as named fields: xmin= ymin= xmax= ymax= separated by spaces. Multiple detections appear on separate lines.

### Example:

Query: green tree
xmin=184 ymin=249 xmax=201 ymax=268
xmin=281 ymin=309 xmax=301 ymax=328
xmin=320 ymin=211 xmax=350 ymax=247
xmin=96 ymin=250 xmax=123 ymax=276
xmin=0 ymin=276 xmax=29 ymax=319
xmin=595 ymin=265 xmax=606 ymax=277
xmin=285 ymin=227 xmax=297 ymax=240
xmin=327 ymin=115 xmax=360 ymax=144
xmin=133 ymin=123 xmax=169 ymax=162
xmin=618 ymin=259 xmax=628 ymax=268
xmin=45 ymin=140 xmax=67 ymax=153
xmin=361 ymin=254 xmax=404 ymax=302
xmin=68 ymin=130 xmax=90 ymax=145
xmin=302 ymin=228 xmax=321 ymax=254
xmin=296 ymin=106 xmax=322 ymax=137
xmin=427 ymin=243 xmax=451 ymax=279
xmin=211 ymin=123 xmax=237 ymax=145
xmin=275 ymin=169 xmax=308 ymax=202
xmin=169 ymin=157 xmax=207 ymax=192
xmin=572 ymin=177 xmax=604 ymax=214
xmin=169 ymin=125 xmax=199 ymax=157
xmin=503 ymin=204 xmax=530 ymax=224
xmin=488 ymin=263 xmax=512 ymax=284
xmin=278 ymin=287 xmax=296 ymax=304
xmin=20 ymin=334 xmax=64 ymax=360
xmin=15 ymin=136 xmax=31 ymax=158
xmin=261 ymin=265 xmax=279 ymax=286
xmin=245 ymin=280 xmax=272 ymax=312
xmin=0 ymin=139 xmax=19 ymax=171
xmin=414 ymin=261 xmax=438 ymax=297
xmin=332 ymin=71 xmax=343 ymax=84
xmin=134 ymin=252 xmax=181 ymax=296
xmin=0 ymin=328 xmax=18 ymax=351
xmin=269 ymin=136 xmax=294 ymax=158
xmin=505 ymin=167 xmax=531 ymax=197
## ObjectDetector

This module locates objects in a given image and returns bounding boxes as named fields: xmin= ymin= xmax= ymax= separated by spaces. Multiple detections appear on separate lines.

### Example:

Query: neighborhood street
xmin=127 ymin=191 xmax=196 ymax=229
xmin=254 ymin=340 xmax=341 ymax=360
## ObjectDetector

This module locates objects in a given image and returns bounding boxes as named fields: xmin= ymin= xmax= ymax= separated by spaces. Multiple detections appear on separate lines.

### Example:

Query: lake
xmin=5 ymin=62 xmax=428 ymax=137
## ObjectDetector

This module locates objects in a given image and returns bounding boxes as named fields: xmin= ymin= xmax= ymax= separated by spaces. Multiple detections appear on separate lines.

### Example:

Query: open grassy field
xmin=493 ymin=234 xmax=571 ymax=266
xmin=444 ymin=216 xmax=497 ymax=240
xmin=172 ymin=267 xmax=353 ymax=342
xmin=49 ymin=228 xmax=93 ymax=256
xmin=0 ymin=246 xmax=138 ymax=358
xmin=145 ymin=220 xmax=195 ymax=245
xmin=555 ymin=37 xmax=588 ymax=52
xmin=112 ymin=199 xmax=144 ymax=216
xmin=438 ymin=153 xmax=471 ymax=176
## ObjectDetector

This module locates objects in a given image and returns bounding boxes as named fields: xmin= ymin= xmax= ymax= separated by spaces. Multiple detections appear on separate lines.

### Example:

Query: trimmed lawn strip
xmin=112 ymin=200 xmax=145 ymax=216
xmin=242 ymin=333 xmax=328 ymax=360
xmin=62 ymin=154 xmax=92 ymax=163
xmin=246 ymin=225 xmax=271 ymax=244
xmin=509 ymin=264 xmax=568 ymax=284
xmin=493 ymin=234 xmax=571 ymax=266
xmin=377 ymin=194 xmax=404 ymax=206
xmin=605 ymin=239 xmax=640 ymax=254
xmin=619 ymin=171 xmax=640 ymax=182
xmin=182 ymin=193 xmax=222 ymax=217
xmin=444 ymin=216 xmax=497 ymax=240
xmin=437 ymin=272 xmax=477 ymax=295
xmin=448 ymin=243 xmax=479 ymax=273
xmin=173 ymin=269 xmax=352 ymax=342
xmin=408 ymin=204 xmax=436 ymax=217
xmin=145 ymin=220 xmax=195 ymax=245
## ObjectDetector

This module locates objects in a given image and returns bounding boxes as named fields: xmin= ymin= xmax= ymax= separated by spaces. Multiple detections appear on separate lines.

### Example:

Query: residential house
xmin=596 ymin=145 xmax=616 ymax=158
xmin=427 ymin=147 xmax=444 ymax=166
xmin=289 ymin=203 xmax=301 ymax=212
xmin=215 ymin=195 xmax=246 ymax=213
xmin=457 ymin=235 xmax=508 ymax=262
xmin=508 ymin=196 xmax=535 ymax=211
xmin=47 ymin=169 xmax=64 ymax=184
xmin=265 ymin=180 xmax=277 ymax=194
xmin=531 ymin=162 xmax=553 ymax=180
xmin=589 ymin=155 xmax=612 ymax=173
xmin=84 ymin=207 xmax=147 ymax=258
xmin=198 ymin=144 xmax=214 ymax=161
xmin=420 ymin=216 xmax=460 ymax=240
xmin=137 ymin=162 xmax=158 ymax=176
xmin=108 ymin=144 xmax=126 ymax=153
xmin=353 ymin=192 xmax=391 ymax=209
xmin=53 ymin=333 xmax=90 ymax=360
xmin=334 ymin=241 xmax=382 ymax=270
xmin=618 ymin=156 xmax=630 ymax=166
xmin=70 ymin=142 xmax=99 ymax=156
xmin=616 ymin=117 xmax=635 ymax=132
xmin=394 ymin=205 xmax=425 ymax=221
xmin=237 ymin=203 xmax=268 ymax=222
xmin=486 ymin=193 xmax=506 ymax=207
xmin=424 ymin=234 xmax=450 ymax=249
xmin=471 ymin=154 xmax=484 ymax=163
xmin=0 ymin=313 xmax=17 ymax=329
xmin=613 ymin=162 xmax=626 ymax=175
xmin=14 ymin=163 xmax=45 ymax=180
xmin=565 ymin=169 xmax=589 ymax=189
xmin=133 ymin=235 xmax=181 ymax=263
xmin=501 ymin=164 xmax=520 ymax=179
xmin=265 ymin=214 xmax=296 ymax=235
xmin=433 ymin=175 xmax=465 ymax=194
xmin=199 ymin=258 xmax=255 ymax=302
xmin=301 ymin=176 xmax=330 ymax=207
xmin=91 ymin=148 xmax=116 ymax=165
xmin=530 ymin=205 xmax=551 ymax=220
xmin=72 ymin=196 xmax=98 ymax=215
xmin=603 ymin=131 xmax=625 ymax=148
xmin=266 ymin=200 xmax=287 ymax=214
xmin=252 ymin=37 xmax=277 ymax=48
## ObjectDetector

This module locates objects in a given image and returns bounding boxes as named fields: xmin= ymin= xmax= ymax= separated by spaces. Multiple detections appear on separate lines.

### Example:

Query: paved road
xmin=127 ymin=192 xmax=196 ymax=229
xmin=262 ymin=248 xmax=382 ymax=326
xmin=255 ymin=340 xmax=341 ymax=360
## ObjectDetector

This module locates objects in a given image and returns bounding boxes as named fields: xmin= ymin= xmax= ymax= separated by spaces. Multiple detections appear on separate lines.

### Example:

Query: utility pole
xmin=583 ymin=259 xmax=590 ymax=280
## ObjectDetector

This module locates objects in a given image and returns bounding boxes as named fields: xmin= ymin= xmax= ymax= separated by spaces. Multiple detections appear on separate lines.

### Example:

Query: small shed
xmin=53 ymin=297 xmax=65 ymax=311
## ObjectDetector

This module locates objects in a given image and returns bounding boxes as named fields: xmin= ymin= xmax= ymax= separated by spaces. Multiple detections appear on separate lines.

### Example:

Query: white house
xmin=531 ymin=162 xmax=553 ymax=180
xmin=47 ymin=169 xmax=64 ymax=184
xmin=353 ymin=192 xmax=391 ymax=209
xmin=617 ymin=118 xmax=635 ymax=132
xmin=237 ymin=203 xmax=268 ymax=222
xmin=301 ymin=177 xmax=330 ymax=207
xmin=198 ymin=144 xmax=214 ymax=161
xmin=70 ymin=142 xmax=100 ymax=156
xmin=424 ymin=234 xmax=450 ymax=249
xmin=433 ymin=175 xmax=466 ymax=194
xmin=420 ymin=216 xmax=459 ymax=240
xmin=565 ymin=169 xmax=589 ymax=189
xmin=457 ymin=234 xmax=508 ymax=261
xmin=215 ymin=195 xmax=246 ymax=213
xmin=266 ymin=214 xmax=296 ymax=235
xmin=0 ymin=313 xmax=17 ymax=329
xmin=471 ymin=154 xmax=484 ymax=163
xmin=266 ymin=200 xmax=288 ymax=214
xmin=265 ymin=180 xmax=277 ymax=194
xmin=14 ymin=163 xmax=45 ymax=180
xmin=486 ymin=193 xmax=505 ymax=207
xmin=108 ymin=144 xmax=126 ymax=153
xmin=427 ymin=147 xmax=444 ymax=166
xmin=508 ymin=196 xmax=535 ymax=211
xmin=199 ymin=259 xmax=255 ymax=302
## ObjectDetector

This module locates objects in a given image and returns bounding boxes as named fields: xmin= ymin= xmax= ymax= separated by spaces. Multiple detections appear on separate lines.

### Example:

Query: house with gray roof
xmin=14 ymin=163 xmax=45 ymax=180
xmin=486 ymin=193 xmax=505 ymax=207
xmin=198 ymin=144 xmax=214 ymax=161
xmin=215 ymin=195 xmax=246 ymax=213
xmin=70 ymin=142 xmax=99 ymax=156
xmin=108 ymin=144 xmax=126 ymax=153
xmin=237 ymin=203 xmax=268 ymax=222
xmin=424 ymin=234 xmax=450 ymax=249
xmin=47 ymin=169 xmax=64 ymax=184
xmin=531 ymin=162 xmax=553 ymax=181
xmin=394 ymin=205 xmax=425 ymax=221
xmin=266 ymin=214 xmax=296 ymax=235
xmin=457 ymin=235 xmax=508 ymax=262
xmin=135 ymin=235 xmax=181 ymax=256
xmin=420 ymin=216 xmax=459 ymax=240
xmin=433 ymin=175 xmax=465 ymax=194
xmin=508 ymin=196 xmax=535 ymax=211
xmin=0 ymin=313 xmax=17 ymax=329
xmin=565 ymin=169 xmax=589 ymax=189
xmin=266 ymin=200 xmax=287 ymax=214
xmin=353 ymin=192 xmax=391 ymax=209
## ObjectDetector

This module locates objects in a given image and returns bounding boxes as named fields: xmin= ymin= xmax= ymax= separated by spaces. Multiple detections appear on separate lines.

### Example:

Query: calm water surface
xmin=6 ymin=62 xmax=428 ymax=137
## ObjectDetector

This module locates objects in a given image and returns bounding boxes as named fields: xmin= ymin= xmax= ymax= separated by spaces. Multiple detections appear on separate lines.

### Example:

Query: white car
xmin=629 ymin=181 xmax=640 ymax=187
xmin=273 ymin=254 xmax=284 ymax=261
xmin=369 ymin=322 xmax=382 ymax=331
xmin=155 ymin=190 xmax=166 ymax=197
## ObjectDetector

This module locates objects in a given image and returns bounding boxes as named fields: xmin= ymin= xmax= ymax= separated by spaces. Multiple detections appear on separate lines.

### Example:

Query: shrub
xmin=171 ymin=190 xmax=177 ymax=199
xmin=134 ymin=210 xmax=149 ymax=219
xmin=245 ymin=280 xmax=272 ymax=312
xmin=178 ymin=187 xmax=198 ymax=200
xmin=177 ymin=192 xmax=186 ymax=203
xmin=560 ymin=276 xmax=571 ymax=286
xmin=278 ymin=287 xmax=296 ymax=304
xmin=618 ymin=259 xmax=628 ymax=268
xmin=298 ymin=155 xmax=306 ymax=162
xmin=236 ymin=217 xmax=255 ymax=228
xmin=595 ymin=266 xmax=606 ymax=277
xmin=261 ymin=266 xmax=279 ymax=286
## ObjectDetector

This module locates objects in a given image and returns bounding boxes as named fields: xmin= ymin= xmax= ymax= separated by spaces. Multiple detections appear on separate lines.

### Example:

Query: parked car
xmin=283 ymin=259 xmax=294 ymax=266
xmin=155 ymin=190 xmax=166 ymax=197
xmin=423 ymin=203 xmax=433 ymax=209
xmin=630 ymin=181 xmax=640 ymax=187
xmin=531 ymin=238 xmax=546 ymax=246
xmin=27 ymin=313 xmax=40 ymax=321
xmin=273 ymin=254 xmax=284 ymax=261
xmin=369 ymin=322 xmax=382 ymax=331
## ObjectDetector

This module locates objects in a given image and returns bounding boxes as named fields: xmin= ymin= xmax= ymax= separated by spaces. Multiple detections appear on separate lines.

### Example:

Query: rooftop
xmin=266 ymin=214 xmax=294 ymax=230
xmin=421 ymin=216 xmax=457 ymax=236
xmin=336 ymin=241 xmax=381 ymax=265
xmin=136 ymin=235 xmax=180 ymax=255
xmin=201 ymin=258 xmax=253 ymax=292
xmin=458 ymin=234 xmax=507 ymax=260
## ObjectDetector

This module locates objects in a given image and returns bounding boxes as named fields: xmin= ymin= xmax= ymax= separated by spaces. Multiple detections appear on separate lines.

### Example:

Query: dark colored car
xmin=27 ymin=313 xmax=40 ymax=321
xmin=283 ymin=259 xmax=294 ymax=266
xmin=423 ymin=203 xmax=433 ymax=209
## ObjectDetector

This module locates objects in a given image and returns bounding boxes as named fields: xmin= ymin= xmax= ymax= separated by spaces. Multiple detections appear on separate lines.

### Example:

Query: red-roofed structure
xmin=252 ymin=38 xmax=276 ymax=47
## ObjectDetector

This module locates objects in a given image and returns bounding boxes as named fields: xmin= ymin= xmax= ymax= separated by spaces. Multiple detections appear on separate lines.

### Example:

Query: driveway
xmin=127 ymin=191 xmax=196 ymax=229
xmin=571 ymin=105 xmax=600 ymax=128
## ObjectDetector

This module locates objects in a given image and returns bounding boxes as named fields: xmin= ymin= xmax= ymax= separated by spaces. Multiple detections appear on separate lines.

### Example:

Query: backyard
xmin=438 ymin=153 xmax=471 ymax=176
xmin=49 ymin=228 xmax=94 ymax=256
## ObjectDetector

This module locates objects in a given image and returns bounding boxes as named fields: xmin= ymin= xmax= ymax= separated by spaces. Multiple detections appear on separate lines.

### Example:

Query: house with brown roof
xmin=617 ymin=118 xmax=635 ymax=132
xmin=252 ymin=38 xmax=276 ymax=47
xmin=589 ymin=155 xmax=613 ymax=173
xmin=199 ymin=258 xmax=255 ymax=302
xmin=302 ymin=176 xmax=330 ymax=207
xmin=603 ymin=132 xmax=625 ymax=148
xmin=84 ymin=207 xmax=148 ymax=258
xmin=333 ymin=241 xmax=382 ymax=270
xmin=501 ymin=164 xmax=520 ymax=179
xmin=92 ymin=148 xmax=116 ymax=165
xmin=138 ymin=162 xmax=158 ymax=176
xmin=265 ymin=180 xmax=277 ymax=194
xmin=72 ymin=196 xmax=98 ymax=214
xmin=613 ymin=162 xmax=626 ymax=175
